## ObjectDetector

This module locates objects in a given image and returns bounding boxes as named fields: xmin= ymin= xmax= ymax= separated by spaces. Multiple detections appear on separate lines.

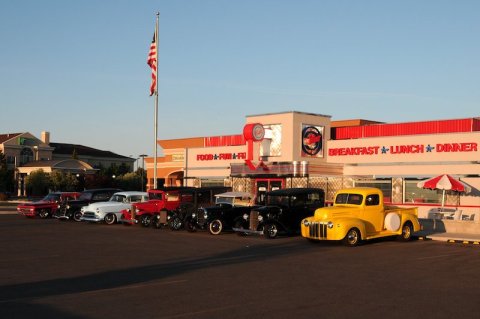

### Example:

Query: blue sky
xmin=1 ymin=0 xmax=479 ymax=159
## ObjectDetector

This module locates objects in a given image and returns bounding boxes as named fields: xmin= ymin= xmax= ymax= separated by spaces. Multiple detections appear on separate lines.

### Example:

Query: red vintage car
xmin=17 ymin=192 xmax=81 ymax=218
xmin=120 ymin=188 xmax=187 ymax=226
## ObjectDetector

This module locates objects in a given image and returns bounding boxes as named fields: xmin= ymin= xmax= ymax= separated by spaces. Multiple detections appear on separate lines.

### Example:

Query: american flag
xmin=147 ymin=30 xmax=157 ymax=96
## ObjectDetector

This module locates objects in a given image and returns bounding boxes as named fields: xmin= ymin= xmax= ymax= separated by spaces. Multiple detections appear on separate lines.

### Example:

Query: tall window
xmin=20 ymin=148 xmax=34 ymax=164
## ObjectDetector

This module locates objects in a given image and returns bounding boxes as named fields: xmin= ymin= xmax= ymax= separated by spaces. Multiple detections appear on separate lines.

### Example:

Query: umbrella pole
xmin=441 ymin=189 xmax=445 ymax=207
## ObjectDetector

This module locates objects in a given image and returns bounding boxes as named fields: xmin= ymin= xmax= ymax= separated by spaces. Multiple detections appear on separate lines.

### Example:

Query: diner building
xmin=145 ymin=111 xmax=480 ymax=220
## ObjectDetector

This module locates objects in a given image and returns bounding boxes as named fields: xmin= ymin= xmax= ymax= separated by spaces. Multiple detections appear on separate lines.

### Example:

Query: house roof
xmin=50 ymin=142 xmax=132 ymax=160
xmin=0 ymin=133 xmax=22 ymax=144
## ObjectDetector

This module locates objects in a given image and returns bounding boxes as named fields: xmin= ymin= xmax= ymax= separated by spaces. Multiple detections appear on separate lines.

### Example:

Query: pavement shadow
xmin=0 ymin=240 xmax=316 ymax=303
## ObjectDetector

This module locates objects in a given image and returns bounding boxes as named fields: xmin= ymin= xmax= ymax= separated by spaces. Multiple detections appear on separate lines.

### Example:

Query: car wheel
xmin=185 ymin=218 xmax=196 ymax=232
xmin=104 ymin=213 xmax=117 ymax=225
xmin=208 ymin=219 xmax=223 ymax=235
xmin=73 ymin=211 xmax=83 ymax=222
xmin=343 ymin=228 xmax=361 ymax=247
xmin=38 ymin=209 xmax=49 ymax=219
xmin=398 ymin=223 xmax=413 ymax=241
xmin=169 ymin=216 xmax=183 ymax=231
xmin=140 ymin=215 xmax=152 ymax=227
xmin=263 ymin=223 xmax=278 ymax=239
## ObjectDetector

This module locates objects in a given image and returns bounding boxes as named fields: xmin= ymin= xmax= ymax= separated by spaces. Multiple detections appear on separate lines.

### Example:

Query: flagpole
xmin=153 ymin=12 xmax=159 ymax=189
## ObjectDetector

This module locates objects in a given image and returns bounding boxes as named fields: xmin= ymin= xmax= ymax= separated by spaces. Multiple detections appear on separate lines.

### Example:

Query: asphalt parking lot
xmin=1 ymin=214 xmax=480 ymax=319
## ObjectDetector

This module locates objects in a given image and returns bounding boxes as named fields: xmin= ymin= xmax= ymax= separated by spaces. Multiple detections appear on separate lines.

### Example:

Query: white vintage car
xmin=80 ymin=191 xmax=148 ymax=225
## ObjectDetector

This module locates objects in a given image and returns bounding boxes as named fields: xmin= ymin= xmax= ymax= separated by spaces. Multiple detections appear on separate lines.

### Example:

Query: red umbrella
xmin=417 ymin=174 xmax=472 ymax=206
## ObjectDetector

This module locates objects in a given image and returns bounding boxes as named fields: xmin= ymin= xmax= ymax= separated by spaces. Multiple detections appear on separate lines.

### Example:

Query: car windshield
xmin=335 ymin=193 xmax=363 ymax=205
xmin=216 ymin=196 xmax=234 ymax=205
xmin=110 ymin=194 xmax=127 ymax=202
xmin=42 ymin=193 xmax=60 ymax=202
xmin=78 ymin=192 xmax=93 ymax=201
xmin=267 ymin=195 xmax=290 ymax=207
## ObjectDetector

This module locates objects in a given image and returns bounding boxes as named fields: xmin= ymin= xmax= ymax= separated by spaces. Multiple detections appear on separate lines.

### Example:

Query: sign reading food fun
xmin=196 ymin=152 xmax=247 ymax=161
xmin=328 ymin=142 xmax=478 ymax=156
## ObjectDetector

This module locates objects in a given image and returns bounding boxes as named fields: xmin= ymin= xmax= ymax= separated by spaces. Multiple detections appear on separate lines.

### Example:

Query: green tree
xmin=50 ymin=171 xmax=78 ymax=191
xmin=25 ymin=169 xmax=51 ymax=196
xmin=115 ymin=172 xmax=142 ymax=191
xmin=0 ymin=151 xmax=15 ymax=196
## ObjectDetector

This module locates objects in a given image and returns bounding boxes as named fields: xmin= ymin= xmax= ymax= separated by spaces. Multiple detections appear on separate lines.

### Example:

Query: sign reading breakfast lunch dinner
xmin=328 ymin=142 xmax=478 ymax=156
xmin=327 ymin=139 xmax=479 ymax=164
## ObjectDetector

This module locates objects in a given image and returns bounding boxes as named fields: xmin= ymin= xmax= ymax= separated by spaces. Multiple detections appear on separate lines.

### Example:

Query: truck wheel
xmin=343 ymin=228 xmax=361 ymax=247
xmin=38 ymin=209 xmax=50 ymax=219
xmin=398 ymin=223 xmax=413 ymax=241
xmin=263 ymin=223 xmax=278 ymax=239
xmin=140 ymin=215 xmax=152 ymax=227
xmin=208 ymin=219 xmax=223 ymax=235
xmin=169 ymin=216 xmax=183 ymax=231
xmin=104 ymin=213 xmax=117 ymax=225
xmin=73 ymin=211 xmax=83 ymax=222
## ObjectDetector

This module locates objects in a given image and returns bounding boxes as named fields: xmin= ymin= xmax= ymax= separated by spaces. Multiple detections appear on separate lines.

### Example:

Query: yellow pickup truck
xmin=301 ymin=187 xmax=420 ymax=246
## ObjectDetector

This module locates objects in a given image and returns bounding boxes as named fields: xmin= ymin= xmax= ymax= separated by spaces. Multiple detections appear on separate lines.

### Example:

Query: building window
xmin=404 ymin=179 xmax=441 ymax=204
xmin=20 ymin=148 xmax=34 ymax=164
xmin=260 ymin=124 xmax=282 ymax=157
xmin=200 ymin=179 xmax=225 ymax=187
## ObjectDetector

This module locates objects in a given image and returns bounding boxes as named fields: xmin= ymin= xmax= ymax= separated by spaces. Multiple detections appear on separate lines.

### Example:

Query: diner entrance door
xmin=255 ymin=178 xmax=284 ymax=205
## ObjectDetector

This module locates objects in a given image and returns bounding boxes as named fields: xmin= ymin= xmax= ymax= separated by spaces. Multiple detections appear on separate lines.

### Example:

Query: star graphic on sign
xmin=381 ymin=146 xmax=389 ymax=154
xmin=426 ymin=144 xmax=435 ymax=152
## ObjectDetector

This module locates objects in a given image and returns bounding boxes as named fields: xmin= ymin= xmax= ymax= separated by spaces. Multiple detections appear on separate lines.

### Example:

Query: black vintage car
xmin=185 ymin=191 xmax=257 ymax=235
xmin=152 ymin=186 xmax=230 ymax=230
xmin=53 ymin=188 xmax=122 ymax=221
xmin=233 ymin=188 xmax=325 ymax=239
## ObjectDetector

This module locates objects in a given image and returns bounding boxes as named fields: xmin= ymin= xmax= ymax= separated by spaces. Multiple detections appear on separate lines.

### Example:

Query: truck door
xmin=363 ymin=193 xmax=384 ymax=234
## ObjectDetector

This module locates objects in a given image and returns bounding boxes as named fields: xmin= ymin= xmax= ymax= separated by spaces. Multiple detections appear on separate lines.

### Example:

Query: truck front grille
xmin=196 ymin=209 xmax=205 ymax=225
xmin=309 ymin=222 xmax=328 ymax=238
xmin=249 ymin=211 xmax=259 ymax=231
xmin=159 ymin=210 xmax=168 ymax=224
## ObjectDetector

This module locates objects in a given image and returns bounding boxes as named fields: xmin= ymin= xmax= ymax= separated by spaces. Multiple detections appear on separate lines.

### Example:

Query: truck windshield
xmin=267 ymin=195 xmax=290 ymax=207
xmin=149 ymin=192 xmax=163 ymax=200
xmin=335 ymin=193 xmax=363 ymax=205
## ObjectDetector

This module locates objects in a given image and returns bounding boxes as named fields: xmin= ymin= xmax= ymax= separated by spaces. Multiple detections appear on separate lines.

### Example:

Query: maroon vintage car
xmin=17 ymin=192 xmax=80 ymax=218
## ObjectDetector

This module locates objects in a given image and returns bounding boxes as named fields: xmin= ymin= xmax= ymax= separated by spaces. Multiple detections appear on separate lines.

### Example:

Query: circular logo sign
xmin=302 ymin=126 xmax=322 ymax=156
xmin=252 ymin=124 xmax=265 ymax=141
xmin=244 ymin=123 xmax=265 ymax=141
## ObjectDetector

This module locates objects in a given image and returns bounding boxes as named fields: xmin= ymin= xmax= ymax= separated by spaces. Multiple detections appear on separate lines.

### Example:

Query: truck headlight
xmin=303 ymin=219 xmax=310 ymax=226
xmin=96 ymin=208 xmax=100 ymax=213
xmin=327 ymin=221 xmax=334 ymax=229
